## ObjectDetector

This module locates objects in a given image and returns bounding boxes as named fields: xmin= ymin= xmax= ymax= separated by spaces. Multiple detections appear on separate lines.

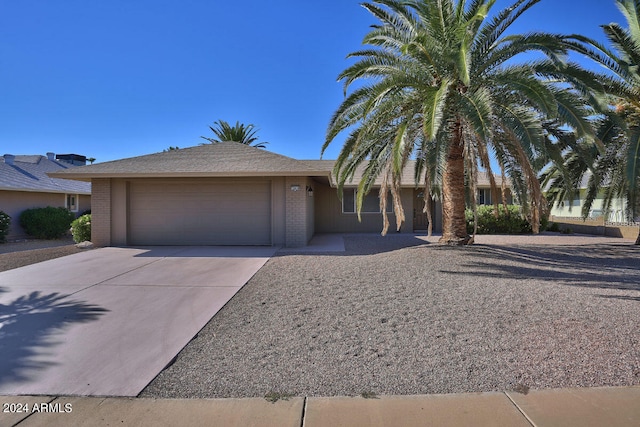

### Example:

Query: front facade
xmin=548 ymin=189 xmax=629 ymax=221
xmin=90 ymin=176 xmax=318 ymax=247
xmin=547 ymin=173 xmax=632 ymax=222
xmin=51 ymin=143 xmax=512 ymax=247
xmin=1 ymin=153 xmax=91 ymax=239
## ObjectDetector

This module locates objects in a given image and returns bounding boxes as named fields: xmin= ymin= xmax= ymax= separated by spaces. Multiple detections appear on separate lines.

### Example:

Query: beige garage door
xmin=128 ymin=180 xmax=271 ymax=245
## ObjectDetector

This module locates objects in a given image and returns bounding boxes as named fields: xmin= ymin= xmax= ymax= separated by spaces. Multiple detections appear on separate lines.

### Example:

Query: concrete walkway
xmin=2 ymin=386 xmax=639 ymax=426
xmin=0 ymin=246 xmax=276 ymax=396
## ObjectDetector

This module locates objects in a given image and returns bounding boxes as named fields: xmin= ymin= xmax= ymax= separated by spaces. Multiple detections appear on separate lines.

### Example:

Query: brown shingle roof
xmin=49 ymin=142 xmax=509 ymax=190
xmin=303 ymin=160 xmax=509 ymax=188
xmin=48 ymin=142 xmax=330 ymax=181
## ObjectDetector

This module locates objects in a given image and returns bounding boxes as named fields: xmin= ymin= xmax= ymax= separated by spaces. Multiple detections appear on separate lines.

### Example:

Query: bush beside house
xmin=71 ymin=214 xmax=91 ymax=243
xmin=466 ymin=205 xmax=534 ymax=234
xmin=0 ymin=211 xmax=10 ymax=243
xmin=19 ymin=206 xmax=75 ymax=239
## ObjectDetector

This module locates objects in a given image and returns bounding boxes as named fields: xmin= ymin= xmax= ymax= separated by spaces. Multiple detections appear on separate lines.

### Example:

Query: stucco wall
xmin=78 ymin=194 xmax=91 ymax=215
xmin=314 ymin=183 xmax=413 ymax=234
xmin=0 ymin=190 xmax=84 ymax=240
xmin=271 ymin=177 xmax=286 ymax=246
xmin=549 ymin=215 xmax=639 ymax=239
xmin=548 ymin=189 xmax=629 ymax=222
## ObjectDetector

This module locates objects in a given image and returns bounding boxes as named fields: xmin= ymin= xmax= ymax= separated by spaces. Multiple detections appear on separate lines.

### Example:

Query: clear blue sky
xmin=0 ymin=0 xmax=624 ymax=163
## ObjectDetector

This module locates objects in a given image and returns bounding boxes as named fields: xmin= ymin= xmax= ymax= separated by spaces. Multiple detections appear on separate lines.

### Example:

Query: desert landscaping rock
xmin=0 ymin=238 xmax=82 ymax=272
xmin=2 ymin=233 xmax=638 ymax=399
xmin=140 ymin=234 xmax=640 ymax=399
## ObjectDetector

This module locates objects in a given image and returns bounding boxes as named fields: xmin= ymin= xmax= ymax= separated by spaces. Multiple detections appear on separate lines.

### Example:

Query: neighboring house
xmin=49 ymin=143 xmax=511 ymax=247
xmin=547 ymin=172 xmax=631 ymax=223
xmin=1 ymin=153 xmax=92 ymax=239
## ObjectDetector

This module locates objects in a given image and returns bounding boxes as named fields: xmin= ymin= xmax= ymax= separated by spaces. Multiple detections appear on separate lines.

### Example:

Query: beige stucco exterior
xmin=90 ymin=175 xmax=520 ymax=247
xmin=90 ymin=175 xmax=442 ymax=248
xmin=1 ymin=190 xmax=90 ymax=239
xmin=313 ymin=183 xmax=416 ymax=234
xmin=91 ymin=177 xmax=316 ymax=248
xmin=46 ymin=144 xmax=521 ymax=247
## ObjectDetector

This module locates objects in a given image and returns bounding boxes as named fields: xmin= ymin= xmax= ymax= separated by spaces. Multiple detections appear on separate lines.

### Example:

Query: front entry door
xmin=413 ymin=190 xmax=429 ymax=231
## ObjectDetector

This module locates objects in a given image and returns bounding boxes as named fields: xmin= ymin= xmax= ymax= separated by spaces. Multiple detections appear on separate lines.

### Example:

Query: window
xmin=566 ymin=193 xmax=580 ymax=207
xmin=342 ymin=188 xmax=393 ymax=213
xmin=478 ymin=189 xmax=492 ymax=205
xmin=66 ymin=194 xmax=78 ymax=212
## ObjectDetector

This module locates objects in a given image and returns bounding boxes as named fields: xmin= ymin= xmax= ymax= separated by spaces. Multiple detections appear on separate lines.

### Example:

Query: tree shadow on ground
xmin=275 ymin=234 xmax=431 ymax=258
xmin=438 ymin=243 xmax=640 ymax=295
xmin=0 ymin=288 xmax=109 ymax=386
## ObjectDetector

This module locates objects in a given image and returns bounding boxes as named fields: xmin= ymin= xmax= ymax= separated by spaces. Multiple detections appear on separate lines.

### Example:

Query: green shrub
xmin=547 ymin=222 xmax=561 ymax=232
xmin=465 ymin=205 xmax=532 ymax=234
xmin=540 ymin=214 xmax=550 ymax=232
xmin=0 ymin=211 xmax=10 ymax=243
xmin=71 ymin=214 xmax=91 ymax=243
xmin=19 ymin=206 xmax=75 ymax=239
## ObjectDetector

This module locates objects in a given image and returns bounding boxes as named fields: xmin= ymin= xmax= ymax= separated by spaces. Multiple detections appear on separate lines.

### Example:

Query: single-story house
xmin=1 ymin=153 xmax=92 ymax=239
xmin=49 ymin=142 xmax=511 ymax=247
xmin=546 ymin=172 xmax=631 ymax=223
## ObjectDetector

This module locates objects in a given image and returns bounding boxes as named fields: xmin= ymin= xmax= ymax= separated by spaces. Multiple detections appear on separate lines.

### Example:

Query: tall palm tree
xmin=201 ymin=120 xmax=269 ymax=148
xmin=545 ymin=0 xmax=640 ymax=245
xmin=322 ymin=0 xmax=595 ymax=244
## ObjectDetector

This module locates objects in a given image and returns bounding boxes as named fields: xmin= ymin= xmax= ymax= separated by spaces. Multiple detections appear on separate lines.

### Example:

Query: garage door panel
xmin=128 ymin=181 xmax=271 ymax=245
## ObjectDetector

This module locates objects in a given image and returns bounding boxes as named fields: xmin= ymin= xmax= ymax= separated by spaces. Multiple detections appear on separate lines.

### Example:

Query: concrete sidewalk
xmin=3 ymin=387 xmax=639 ymax=427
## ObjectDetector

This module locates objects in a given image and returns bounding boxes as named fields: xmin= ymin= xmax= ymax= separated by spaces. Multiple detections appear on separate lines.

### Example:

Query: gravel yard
xmin=0 ymin=237 xmax=81 ymax=272
xmin=141 ymin=234 xmax=640 ymax=398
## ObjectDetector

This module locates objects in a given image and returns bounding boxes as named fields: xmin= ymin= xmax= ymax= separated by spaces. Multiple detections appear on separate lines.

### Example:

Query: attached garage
xmin=48 ymin=142 xmax=328 ymax=248
xmin=128 ymin=179 xmax=272 ymax=245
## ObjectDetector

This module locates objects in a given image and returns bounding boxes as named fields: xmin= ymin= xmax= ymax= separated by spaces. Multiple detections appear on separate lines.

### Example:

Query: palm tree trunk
xmin=440 ymin=121 xmax=472 ymax=245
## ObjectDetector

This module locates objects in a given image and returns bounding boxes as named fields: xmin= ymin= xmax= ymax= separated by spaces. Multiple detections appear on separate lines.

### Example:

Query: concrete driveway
xmin=0 ymin=246 xmax=276 ymax=396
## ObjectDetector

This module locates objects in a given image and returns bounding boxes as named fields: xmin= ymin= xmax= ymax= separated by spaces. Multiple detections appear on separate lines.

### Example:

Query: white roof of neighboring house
xmin=0 ymin=154 xmax=91 ymax=194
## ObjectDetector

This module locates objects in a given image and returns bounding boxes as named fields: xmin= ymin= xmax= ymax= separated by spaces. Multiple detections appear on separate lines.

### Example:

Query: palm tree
xmin=201 ymin=120 xmax=268 ymax=148
xmin=545 ymin=0 xmax=640 ymax=245
xmin=322 ymin=0 xmax=595 ymax=245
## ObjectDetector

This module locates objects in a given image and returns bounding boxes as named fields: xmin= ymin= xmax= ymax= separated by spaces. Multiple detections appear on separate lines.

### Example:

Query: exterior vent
xmin=3 ymin=154 xmax=15 ymax=165
xmin=47 ymin=152 xmax=55 ymax=161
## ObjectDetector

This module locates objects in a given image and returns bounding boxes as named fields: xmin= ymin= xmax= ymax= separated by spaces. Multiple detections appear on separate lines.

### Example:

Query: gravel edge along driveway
xmin=0 ymin=237 xmax=82 ymax=272
xmin=141 ymin=234 xmax=640 ymax=399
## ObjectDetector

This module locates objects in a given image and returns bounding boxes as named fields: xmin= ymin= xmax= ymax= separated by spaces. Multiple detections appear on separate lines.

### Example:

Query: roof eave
xmin=0 ymin=185 xmax=91 ymax=195
xmin=47 ymin=171 xmax=332 ymax=180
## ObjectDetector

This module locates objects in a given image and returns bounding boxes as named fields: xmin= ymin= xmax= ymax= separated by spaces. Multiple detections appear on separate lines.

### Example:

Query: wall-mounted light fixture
xmin=306 ymin=186 xmax=314 ymax=197
xmin=290 ymin=184 xmax=300 ymax=191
